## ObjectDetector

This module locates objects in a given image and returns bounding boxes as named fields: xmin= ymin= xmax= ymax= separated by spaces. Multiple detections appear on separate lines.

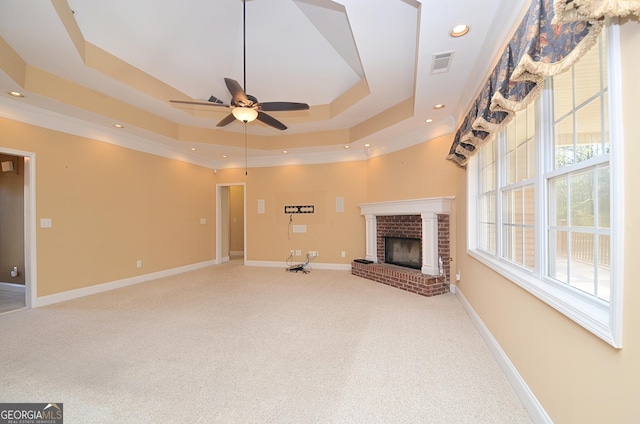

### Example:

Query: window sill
xmin=467 ymin=248 xmax=620 ymax=348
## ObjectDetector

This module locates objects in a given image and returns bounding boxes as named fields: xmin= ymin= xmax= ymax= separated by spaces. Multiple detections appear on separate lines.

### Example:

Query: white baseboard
xmin=34 ymin=260 xmax=217 ymax=308
xmin=455 ymin=286 xmax=552 ymax=424
xmin=244 ymin=260 xmax=351 ymax=271
xmin=230 ymin=251 xmax=244 ymax=256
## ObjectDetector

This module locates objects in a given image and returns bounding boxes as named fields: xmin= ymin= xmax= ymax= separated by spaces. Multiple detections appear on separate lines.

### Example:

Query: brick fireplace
xmin=352 ymin=197 xmax=453 ymax=297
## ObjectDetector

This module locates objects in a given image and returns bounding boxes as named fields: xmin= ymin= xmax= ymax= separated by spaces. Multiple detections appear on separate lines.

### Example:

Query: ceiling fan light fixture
xmin=232 ymin=107 xmax=258 ymax=123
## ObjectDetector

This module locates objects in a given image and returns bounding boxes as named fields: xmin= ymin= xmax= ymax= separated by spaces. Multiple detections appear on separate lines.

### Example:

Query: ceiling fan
xmin=170 ymin=0 xmax=309 ymax=130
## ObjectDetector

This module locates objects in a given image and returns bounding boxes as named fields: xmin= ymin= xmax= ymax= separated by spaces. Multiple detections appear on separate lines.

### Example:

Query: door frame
xmin=0 ymin=147 xmax=36 ymax=308
xmin=215 ymin=182 xmax=246 ymax=264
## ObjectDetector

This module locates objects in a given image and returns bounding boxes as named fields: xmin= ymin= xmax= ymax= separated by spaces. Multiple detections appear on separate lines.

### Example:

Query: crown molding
xmin=0 ymin=97 xmax=216 ymax=168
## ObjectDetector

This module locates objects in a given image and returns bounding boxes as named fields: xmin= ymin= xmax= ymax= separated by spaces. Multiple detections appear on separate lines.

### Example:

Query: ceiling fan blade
xmin=224 ymin=78 xmax=250 ymax=105
xmin=216 ymin=113 xmax=237 ymax=127
xmin=170 ymin=99 xmax=229 ymax=107
xmin=259 ymin=102 xmax=310 ymax=112
xmin=257 ymin=111 xmax=287 ymax=131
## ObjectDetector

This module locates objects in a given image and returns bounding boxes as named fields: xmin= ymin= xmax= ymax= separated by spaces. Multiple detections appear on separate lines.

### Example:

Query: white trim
xmin=606 ymin=19 xmax=625 ymax=352
xmin=213 ymin=149 xmax=368 ymax=170
xmin=34 ymin=260 xmax=216 ymax=308
xmin=455 ymin=286 xmax=552 ymax=424
xmin=363 ymin=214 xmax=377 ymax=262
xmin=24 ymin=153 xmax=36 ymax=309
xmin=421 ymin=212 xmax=439 ymax=275
xmin=230 ymin=250 xmax=244 ymax=256
xmin=244 ymin=260 xmax=351 ymax=271
xmin=358 ymin=197 xmax=454 ymax=216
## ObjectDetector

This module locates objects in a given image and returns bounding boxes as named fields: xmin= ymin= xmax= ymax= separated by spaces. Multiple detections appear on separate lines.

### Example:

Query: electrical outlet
xmin=341 ymin=251 xmax=346 ymax=258
xmin=290 ymin=250 xmax=294 ymax=256
xmin=136 ymin=260 xmax=142 ymax=268
xmin=295 ymin=250 xmax=301 ymax=256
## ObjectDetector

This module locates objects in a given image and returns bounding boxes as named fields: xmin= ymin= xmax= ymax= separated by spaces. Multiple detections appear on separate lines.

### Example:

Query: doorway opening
xmin=0 ymin=148 xmax=36 ymax=313
xmin=216 ymin=183 xmax=246 ymax=264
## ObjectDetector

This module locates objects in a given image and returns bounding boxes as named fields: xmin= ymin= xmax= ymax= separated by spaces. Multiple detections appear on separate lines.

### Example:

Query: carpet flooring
xmin=0 ymin=260 xmax=532 ymax=423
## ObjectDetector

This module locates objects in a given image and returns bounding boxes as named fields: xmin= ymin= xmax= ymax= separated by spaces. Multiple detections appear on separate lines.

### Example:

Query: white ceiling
xmin=0 ymin=0 xmax=529 ymax=169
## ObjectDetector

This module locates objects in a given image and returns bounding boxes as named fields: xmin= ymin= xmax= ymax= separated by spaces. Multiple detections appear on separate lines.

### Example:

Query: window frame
xmin=466 ymin=22 xmax=624 ymax=348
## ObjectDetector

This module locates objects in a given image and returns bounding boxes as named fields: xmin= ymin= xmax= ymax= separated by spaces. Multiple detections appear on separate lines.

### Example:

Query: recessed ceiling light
xmin=8 ymin=91 xmax=24 ymax=98
xmin=450 ymin=24 xmax=470 ymax=37
xmin=222 ymin=155 xmax=228 ymax=158
xmin=364 ymin=144 xmax=370 ymax=147
xmin=344 ymin=145 xmax=350 ymax=149
xmin=433 ymin=104 xmax=445 ymax=110
xmin=426 ymin=119 xmax=433 ymax=123
xmin=190 ymin=148 xmax=197 ymax=151
xmin=282 ymin=150 xmax=288 ymax=154
xmin=113 ymin=123 xmax=124 ymax=128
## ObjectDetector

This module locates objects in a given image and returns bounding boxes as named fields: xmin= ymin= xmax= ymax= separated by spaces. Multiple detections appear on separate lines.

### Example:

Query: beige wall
xmin=0 ymin=118 xmax=215 ymax=296
xmin=454 ymin=19 xmax=640 ymax=423
xmin=0 ymin=154 xmax=25 ymax=284
xmin=215 ymin=161 xmax=368 ymax=263
xmin=367 ymin=133 xmax=462 ymax=203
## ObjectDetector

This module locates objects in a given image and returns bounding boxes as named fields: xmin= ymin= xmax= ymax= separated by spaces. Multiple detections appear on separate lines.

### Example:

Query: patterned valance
xmin=553 ymin=0 xmax=640 ymax=24
xmin=446 ymin=0 xmax=640 ymax=167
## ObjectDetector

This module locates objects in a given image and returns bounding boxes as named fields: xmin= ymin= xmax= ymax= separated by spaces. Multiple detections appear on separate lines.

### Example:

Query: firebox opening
xmin=384 ymin=237 xmax=421 ymax=270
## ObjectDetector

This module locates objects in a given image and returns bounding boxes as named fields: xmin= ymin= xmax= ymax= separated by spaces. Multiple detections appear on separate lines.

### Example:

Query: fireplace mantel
xmin=358 ymin=197 xmax=454 ymax=275
xmin=359 ymin=197 xmax=454 ymax=216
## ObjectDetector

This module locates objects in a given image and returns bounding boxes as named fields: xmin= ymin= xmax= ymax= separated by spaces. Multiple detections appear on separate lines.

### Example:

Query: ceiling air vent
xmin=431 ymin=51 xmax=454 ymax=74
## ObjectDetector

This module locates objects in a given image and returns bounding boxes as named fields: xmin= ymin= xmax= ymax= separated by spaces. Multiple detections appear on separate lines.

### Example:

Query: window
xmin=468 ymin=23 xmax=623 ymax=347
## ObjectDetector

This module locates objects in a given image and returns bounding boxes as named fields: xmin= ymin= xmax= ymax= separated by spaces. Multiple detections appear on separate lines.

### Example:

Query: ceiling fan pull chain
xmin=244 ymin=123 xmax=248 ymax=176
